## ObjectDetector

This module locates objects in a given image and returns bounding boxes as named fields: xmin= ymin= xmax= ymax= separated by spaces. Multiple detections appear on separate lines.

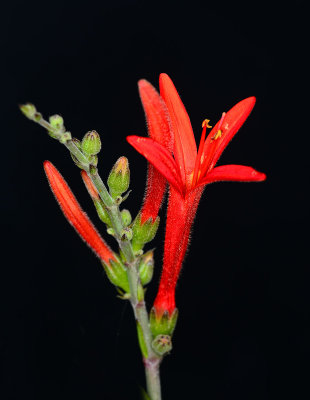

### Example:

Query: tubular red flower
xmin=127 ymin=74 xmax=266 ymax=316
xmin=44 ymin=161 xmax=115 ymax=265
xmin=137 ymin=79 xmax=172 ymax=223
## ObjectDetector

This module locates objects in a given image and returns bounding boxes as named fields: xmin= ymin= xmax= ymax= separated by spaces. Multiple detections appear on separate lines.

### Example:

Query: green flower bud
xmin=19 ymin=103 xmax=37 ymax=119
xmin=131 ymin=213 xmax=159 ymax=253
xmin=121 ymin=209 xmax=132 ymax=227
xmin=107 ymin=157 xmax=130 ymax=199
xmin=150 ymin=307 xmax=178 ymax=337
xmin=81 ymin=130 xmax=101 ymax=156
xmin=59 ymin=131 xmax=72 ymax=144
xmin=49 ymin=114 xmax=64 ymax=132
xmin=139 ymin=250 xmax=154 ymax=286
xmin=152 ymin=334 xmax=172 ymax=356
xmin=102 ymin=257 xmax=130 ymax=293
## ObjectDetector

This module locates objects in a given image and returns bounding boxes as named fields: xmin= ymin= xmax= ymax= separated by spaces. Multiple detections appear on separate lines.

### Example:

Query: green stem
xmin=144 ymin=357 xmax=162 ymax=400
xmin=26 ymin=112 xmax=162 ymax=400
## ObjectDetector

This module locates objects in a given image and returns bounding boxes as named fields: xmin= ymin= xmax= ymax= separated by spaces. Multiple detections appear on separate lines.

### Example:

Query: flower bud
xmin=131 ymin=212 xmax=159 ymax=253
xmin=120 ymin=209 xmax=132 ymax=226
xmin=19 ymin=103 xmax=37 ymax=119
xmin=81 ymin=130 xmax=101 ymax=156
xmin=107 ymin=157 xmax=130 ymax=199
xmin=139 ymin=250 xmax=154 ymax=286
xmin=102 ymin=257 xmax=130 ymax=293
xmin=49 ymin=114 xmax=64 ymax=132
xmin=149 ymin=307 xmax=178 ymax=337
xmin=81 ymin=170 xmax=112 ymax=226
xmin=152 ymin=334 xmax=172 ymax=356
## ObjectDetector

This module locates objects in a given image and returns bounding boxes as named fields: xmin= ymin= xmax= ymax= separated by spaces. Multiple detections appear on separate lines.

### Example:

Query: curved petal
xmin=159 ymin=73 xmax=197 ymax=183
xmin=127 ymin=135 xmax=184 ymax=195
xmin=138 ymin=79 xmax=173 ymax=152
xmin=200 ymin=97 xmax=256 ymax=176
xmin=197 ymin=164 xmax=266 ymax=187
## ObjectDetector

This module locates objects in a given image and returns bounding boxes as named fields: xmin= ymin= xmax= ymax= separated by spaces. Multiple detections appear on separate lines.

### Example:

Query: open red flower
xmin=127 ymin=73 xmax=266 ymax=316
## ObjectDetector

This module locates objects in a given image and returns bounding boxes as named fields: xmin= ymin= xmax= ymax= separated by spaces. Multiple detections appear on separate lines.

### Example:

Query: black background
xmin=1 ymin=1 xmax=309 ymax=399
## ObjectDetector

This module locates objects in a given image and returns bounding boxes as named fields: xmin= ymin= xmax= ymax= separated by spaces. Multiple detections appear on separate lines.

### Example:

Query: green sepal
xmin=120 ymin=209 xmax=132 ymax=227
xmin=139 ymin=250 xmax=154 ymax=286
xmin=102 ymin=256 xmax=130 ymax=293
xmin=81 ymin=130 xmax=101 ymax=156
xmin=131 ymin=213 xmax=159 ymax=253
xmin=93 ymin=199 xmax=111 ymax=226
xmin=120 ymin=227 xmax=133 ymax=241
xmin=71 ymin=138 xmax=85 ymax=169
xmin=151 ymin=334 xmax=172 ymax=356
xmin=150 ymin=307 xmax=178 ymax=337
xmin=137 ymin=322 xmax=148 ymax=358
xmin=107 ymin=157 xmax=130 ymax=199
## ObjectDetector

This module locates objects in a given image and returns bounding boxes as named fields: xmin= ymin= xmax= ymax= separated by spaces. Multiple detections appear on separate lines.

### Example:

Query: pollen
xmin=202 ymin=119 xmax=212 ymax=128
xmin=211 ymin=129 xmax=223 ymax=141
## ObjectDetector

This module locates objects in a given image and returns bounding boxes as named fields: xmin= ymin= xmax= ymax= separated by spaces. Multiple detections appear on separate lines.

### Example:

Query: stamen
xmin=192 ymin=119 xmax=212 ymax=187
xmin=211 ymin=112 xmax=226 ymax=141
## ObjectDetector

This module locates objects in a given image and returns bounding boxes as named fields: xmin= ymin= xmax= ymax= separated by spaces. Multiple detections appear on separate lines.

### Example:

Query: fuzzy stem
xmin=25 ymin=110 xmax=162 ymax=400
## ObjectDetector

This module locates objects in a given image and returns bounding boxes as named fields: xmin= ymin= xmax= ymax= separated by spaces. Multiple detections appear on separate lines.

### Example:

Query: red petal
xmin=197 ymin=164 xmax=267 ymax=186
xmin=159 ymin=73 xmax=197 ymax=183
xmin=201 ymin=97 xmax=256 ymax=176
xmin=138 ymin=79 xmax=173 ymax=152
xmin=44 ymin=161 xmax=115 ymax=264
xmin=127 ymin=135 xmax=184 ymax=194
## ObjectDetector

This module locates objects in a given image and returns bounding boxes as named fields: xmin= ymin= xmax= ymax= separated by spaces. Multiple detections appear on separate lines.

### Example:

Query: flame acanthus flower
xmin=127 ymin=73 xmax=266 ymax=316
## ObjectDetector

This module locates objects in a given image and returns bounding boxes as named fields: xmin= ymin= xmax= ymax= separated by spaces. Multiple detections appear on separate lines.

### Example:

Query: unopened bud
xmin=102 ymin=257 xmax=130 ymax=293
xmin=59 ymin=131 xmax=72 ymax=144
xmin=121 ymin=209 xmax=132 ymax=226
xmin=81 ymin=170 xmax=112 ymax=226
xmin=139 ymin=250 xmax=154 ymax=286
xmin=107 ymin=157 xmax=130 ymax=199
xmin=19 ymin=103 xmax=37 ymax=119
xmin=152 ymin=334 xmax=172 ymax=356
xmin=49 ymin=114 xmax=64 ymax=132
xmin=81 ymin=130 xmax=101 ymax=156
xmin=131 ymin=213 xmax=159 ymax=253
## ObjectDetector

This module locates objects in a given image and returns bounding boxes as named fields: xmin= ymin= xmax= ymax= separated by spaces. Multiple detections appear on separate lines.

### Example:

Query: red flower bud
xmin=44 ymin=161 xmax=115 ymax=265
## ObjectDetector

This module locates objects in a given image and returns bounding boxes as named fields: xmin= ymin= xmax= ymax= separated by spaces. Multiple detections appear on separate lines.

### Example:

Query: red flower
xmin=127 ymin=74 xmax=266 ymax=316
xmin=44 ymin=161 xmax=116 ymax=265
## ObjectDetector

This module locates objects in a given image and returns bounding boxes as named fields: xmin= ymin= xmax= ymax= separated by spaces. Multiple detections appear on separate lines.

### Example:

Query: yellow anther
xmin=202 ymin=119 xmax=212 ymax=128
xmin=211 ymin=129 xmax=223 ymax=141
